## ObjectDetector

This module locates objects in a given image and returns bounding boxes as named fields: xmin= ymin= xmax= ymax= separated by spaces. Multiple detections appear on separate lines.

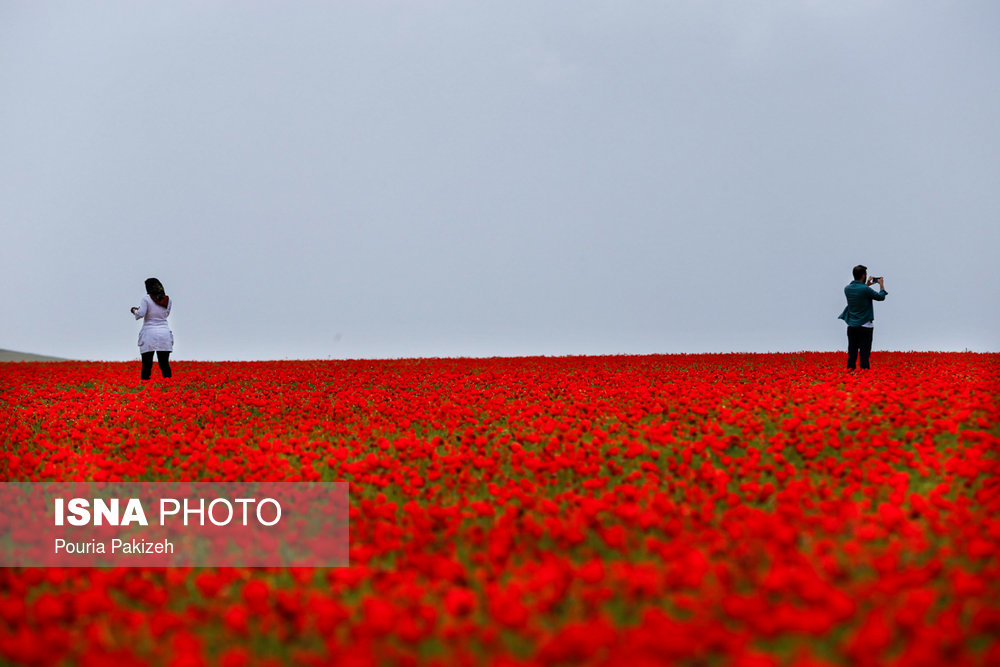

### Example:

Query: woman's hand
xmin=131 ymin=307 xmax=138 ymax=314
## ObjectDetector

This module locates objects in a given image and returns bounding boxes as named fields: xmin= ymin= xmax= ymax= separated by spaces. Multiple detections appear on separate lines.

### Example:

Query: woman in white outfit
xmin=130 ymin=277 xmax=174 ymax=380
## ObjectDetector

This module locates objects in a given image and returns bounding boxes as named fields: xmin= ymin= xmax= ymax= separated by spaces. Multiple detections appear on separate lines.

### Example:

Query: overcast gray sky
xmin=2 ymin=1 xmax=998 ymax=361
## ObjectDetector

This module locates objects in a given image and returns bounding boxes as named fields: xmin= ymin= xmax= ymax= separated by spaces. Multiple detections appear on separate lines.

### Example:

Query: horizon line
xmin=3 ymin=348 xmax=996 ymax=364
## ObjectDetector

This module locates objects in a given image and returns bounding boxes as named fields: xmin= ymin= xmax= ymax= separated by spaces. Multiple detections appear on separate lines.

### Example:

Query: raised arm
xmin=132 ymin=297 xmax=148 ymax=320
xmin=869 ymin=278 xmax=887 ymax=301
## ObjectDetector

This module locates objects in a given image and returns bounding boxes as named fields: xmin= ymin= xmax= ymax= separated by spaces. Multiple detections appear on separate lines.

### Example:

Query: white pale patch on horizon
xmin=518 ymin=45 xmax=580 ymax=87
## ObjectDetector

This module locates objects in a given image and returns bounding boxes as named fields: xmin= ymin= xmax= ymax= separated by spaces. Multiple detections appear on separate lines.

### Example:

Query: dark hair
xmin=145 ymin=278 xmax=166 ymax=296
xmin=852 ymin=265 xmax=867 ymax=281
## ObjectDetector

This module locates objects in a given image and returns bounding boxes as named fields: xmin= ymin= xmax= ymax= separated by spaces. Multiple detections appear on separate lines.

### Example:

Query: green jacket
xmin=839 ymin=280 xmax=887 ymax=326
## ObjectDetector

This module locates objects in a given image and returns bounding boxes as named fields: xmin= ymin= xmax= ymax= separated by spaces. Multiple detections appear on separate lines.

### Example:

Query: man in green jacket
xmin=839 ymin=264 xmax=888 ymax=370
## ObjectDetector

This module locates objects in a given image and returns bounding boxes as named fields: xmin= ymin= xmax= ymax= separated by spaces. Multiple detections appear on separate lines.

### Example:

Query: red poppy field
xmin=1 ymin=352 xmax=999 ymax=666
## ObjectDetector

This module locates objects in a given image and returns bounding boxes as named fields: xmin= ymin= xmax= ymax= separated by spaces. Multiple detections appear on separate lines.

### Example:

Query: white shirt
xmin=134 ymin=294 xmax=174 ymax=353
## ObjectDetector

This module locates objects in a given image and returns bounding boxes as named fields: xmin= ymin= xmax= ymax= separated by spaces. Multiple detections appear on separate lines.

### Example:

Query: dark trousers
xmin=846 ymin=326 xmax=873 ymax=370
xmin=141 ymin=351 xmax=172 ymax=380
